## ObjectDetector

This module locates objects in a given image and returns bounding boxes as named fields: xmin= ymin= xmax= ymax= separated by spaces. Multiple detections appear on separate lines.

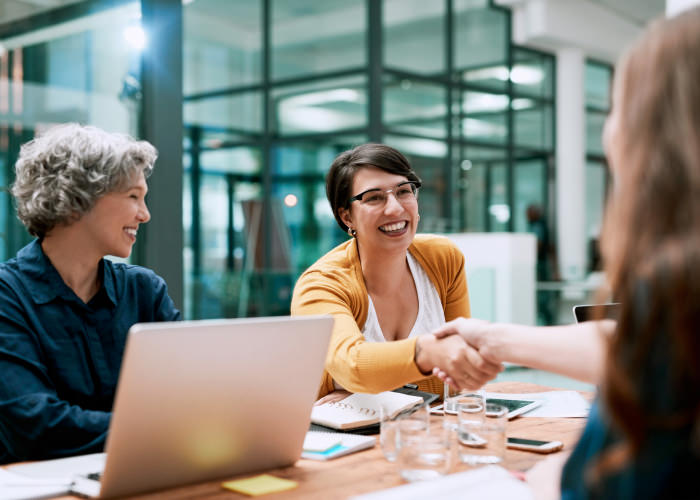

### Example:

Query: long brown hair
xmin=595 ymin=6 xmax=700 ymax=477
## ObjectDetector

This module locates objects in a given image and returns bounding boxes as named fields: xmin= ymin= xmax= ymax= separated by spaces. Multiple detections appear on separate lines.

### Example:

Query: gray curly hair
xmin=11 ymin=123 xmax=157 ymax=238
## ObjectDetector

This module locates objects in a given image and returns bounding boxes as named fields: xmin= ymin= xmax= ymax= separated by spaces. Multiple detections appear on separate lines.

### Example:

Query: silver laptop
xmin=14 ymin=315 xmax=332 ymax=498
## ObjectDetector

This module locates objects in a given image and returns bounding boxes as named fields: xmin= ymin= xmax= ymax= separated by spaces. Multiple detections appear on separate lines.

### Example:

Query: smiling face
xmin=338 ymin=166 xmax=419 ymax=255
xmin=79 ymin=169 xmax=151 ymax=258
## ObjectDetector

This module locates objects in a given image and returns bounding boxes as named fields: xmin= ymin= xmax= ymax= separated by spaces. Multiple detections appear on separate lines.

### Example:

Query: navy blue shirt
xmin=0 ymin=240 xmax=180 ymax=464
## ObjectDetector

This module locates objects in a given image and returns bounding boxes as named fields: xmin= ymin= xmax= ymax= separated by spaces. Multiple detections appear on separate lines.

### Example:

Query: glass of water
xmin=380 ymin=401 xmax=429 ymax=462
xmin=444 ymin=384 xmax=485 ymax=415
xmin=458 ymin=402 xmax=507 ymax=465
xmin=396 ymin=420 xmax=452 ymax=482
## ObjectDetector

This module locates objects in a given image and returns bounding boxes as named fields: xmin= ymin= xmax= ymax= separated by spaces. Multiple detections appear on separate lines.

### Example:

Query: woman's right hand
xmin=415 ymin=333 xmax=503 ymax=391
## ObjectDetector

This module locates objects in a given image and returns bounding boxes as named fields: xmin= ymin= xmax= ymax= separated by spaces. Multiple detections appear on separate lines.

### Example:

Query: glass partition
xmin=184 ymin=0 xmax=261 ymax=95
xmin=272 ymin=0 xmax=366 ymax=81
xmin=383 ymin=74 xmax=447 ymax=139
xmin=456 ymin=1 xmax=508 ymax=91
xmin=0 ymin=0 xmax=142 ymax=261
xmin=384 ymin=0 xmax=445 ymax=75
xmin=181 ymin=0 xmax=557 ymax=319
xmin=272 ymin=75 xmax=367 ymax=135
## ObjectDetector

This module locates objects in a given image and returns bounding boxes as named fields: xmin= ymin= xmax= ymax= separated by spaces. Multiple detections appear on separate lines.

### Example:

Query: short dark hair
xmin=326 ymin=143 xmax=421 ymax=233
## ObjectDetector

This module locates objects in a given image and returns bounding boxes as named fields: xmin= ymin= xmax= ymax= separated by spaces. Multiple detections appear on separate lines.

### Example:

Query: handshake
xmin=415 ymin=318 xmax=506 ymax=392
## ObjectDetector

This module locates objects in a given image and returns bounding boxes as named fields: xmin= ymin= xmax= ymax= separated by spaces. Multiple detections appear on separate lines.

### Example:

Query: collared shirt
xmin=0 ymin=240 xmax=181 ymax=464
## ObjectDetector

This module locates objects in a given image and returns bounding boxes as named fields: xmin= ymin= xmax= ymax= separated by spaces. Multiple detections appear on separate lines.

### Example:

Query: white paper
xmin=7 ymin=452 xmax=105 ymax=479
xmin=486 ymin=391 xmax=590 ymax=418
xmin=350 ymin=465 xmax=533 ymax=500
xmin=0 ymin=468 xmax=71 ymax=500
xmin=303 ymin=432 xmax=343 ymax=452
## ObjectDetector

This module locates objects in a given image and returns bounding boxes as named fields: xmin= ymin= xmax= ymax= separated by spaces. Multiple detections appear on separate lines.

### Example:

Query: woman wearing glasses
xmin=291 ymin=143 xmax=500 ymax=401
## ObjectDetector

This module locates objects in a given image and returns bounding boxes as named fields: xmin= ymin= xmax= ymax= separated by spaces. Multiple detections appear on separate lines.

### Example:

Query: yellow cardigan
xmin=291 ymin=234 xmax=470 ymax=399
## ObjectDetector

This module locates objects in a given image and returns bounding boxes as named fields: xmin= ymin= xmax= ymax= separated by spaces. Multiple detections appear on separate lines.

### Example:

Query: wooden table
xmin=38 ymin=382 xmax=592 ymax=499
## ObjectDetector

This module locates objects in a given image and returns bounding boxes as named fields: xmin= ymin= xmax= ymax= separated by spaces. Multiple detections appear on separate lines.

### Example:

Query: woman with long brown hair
xmin=433 ymin=6 xmax=700 ymax=498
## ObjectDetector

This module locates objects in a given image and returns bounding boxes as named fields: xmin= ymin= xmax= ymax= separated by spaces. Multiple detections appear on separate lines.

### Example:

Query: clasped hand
xmin=418 ymin=318 xmax=502 ymax=391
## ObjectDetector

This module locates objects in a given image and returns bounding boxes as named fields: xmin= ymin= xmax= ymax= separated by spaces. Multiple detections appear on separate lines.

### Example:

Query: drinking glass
xmin=396 ymin=420 xmax=452 ymax=482
xmin=444 ymin=385 xmax=485 ymax=415
xmin=380 ymin=401 xmax=429 ymax=462
xmin=458 ymin=403 xmax=507 ymax=465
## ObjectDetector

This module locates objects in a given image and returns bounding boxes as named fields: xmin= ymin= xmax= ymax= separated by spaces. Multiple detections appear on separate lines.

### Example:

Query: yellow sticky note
xmin=222 ymin=474 xmax=298 ymax=496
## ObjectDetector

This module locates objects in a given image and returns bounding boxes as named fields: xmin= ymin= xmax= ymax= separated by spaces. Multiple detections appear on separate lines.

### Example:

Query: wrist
xmin=414 ymin=335 xmax=435 ymax=375
xmin=483 ymin=322 xmax=510 ymax=363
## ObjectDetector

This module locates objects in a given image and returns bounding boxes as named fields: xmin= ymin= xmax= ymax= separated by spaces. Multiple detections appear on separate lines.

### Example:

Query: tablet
xmin=486 ymin=398 xmax=542 ymax=419
xmin=573 ymin=303 xmax=620 ymax=323
xmin=440 ymin=397 xmax=542 ymax=419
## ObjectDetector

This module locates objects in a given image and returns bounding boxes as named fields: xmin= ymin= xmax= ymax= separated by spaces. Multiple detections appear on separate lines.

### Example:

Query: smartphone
xmin=506 ymin=437 xmax=563 ymax=453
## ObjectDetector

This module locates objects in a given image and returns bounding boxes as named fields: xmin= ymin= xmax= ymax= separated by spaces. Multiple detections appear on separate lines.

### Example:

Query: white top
xmin=362 ymin=252 xmax=446 ymax=343
xmin=332 ymin=253 xmax=446 ymax=391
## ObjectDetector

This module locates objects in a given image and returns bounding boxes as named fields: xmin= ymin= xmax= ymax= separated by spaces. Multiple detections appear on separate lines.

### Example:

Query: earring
xmin=347 ymin=227 xmax=357 ymax=237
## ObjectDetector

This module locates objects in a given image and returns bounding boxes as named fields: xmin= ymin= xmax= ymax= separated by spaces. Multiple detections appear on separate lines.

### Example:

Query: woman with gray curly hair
xmin=0 ymin=123 xmax=180 ymax=464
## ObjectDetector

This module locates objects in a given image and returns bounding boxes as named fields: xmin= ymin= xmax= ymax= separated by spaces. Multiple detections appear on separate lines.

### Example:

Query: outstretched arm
xmin=292 ymin=272 xmax=501 ymax=394
xmin=432 ymin=318 xmax=615 ymax=384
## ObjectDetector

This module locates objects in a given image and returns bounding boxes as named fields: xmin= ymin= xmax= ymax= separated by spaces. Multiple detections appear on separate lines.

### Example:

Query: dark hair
xmin=325 ymin=143 xmax=421 ymax=232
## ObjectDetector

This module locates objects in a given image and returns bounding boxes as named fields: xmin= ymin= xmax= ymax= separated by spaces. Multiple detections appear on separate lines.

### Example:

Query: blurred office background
xmin=0 ymin=0 xmax=669 ymax=337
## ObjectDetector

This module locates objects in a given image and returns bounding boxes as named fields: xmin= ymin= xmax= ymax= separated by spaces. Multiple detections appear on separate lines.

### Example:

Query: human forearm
xmin=0 ymin=395 xmax=109 ymax=462
xmin=480 ymin=321 xmax=614 ymax=384
xmin=328 ymin=334 xmax=425 ymax=393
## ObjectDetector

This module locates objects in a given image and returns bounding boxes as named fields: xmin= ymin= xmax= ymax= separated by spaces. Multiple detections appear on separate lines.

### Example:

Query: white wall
xmin=667 ymin=0 xmax=700 ymax=16
xmin=446 ymin=233 xmax=536 ymax=325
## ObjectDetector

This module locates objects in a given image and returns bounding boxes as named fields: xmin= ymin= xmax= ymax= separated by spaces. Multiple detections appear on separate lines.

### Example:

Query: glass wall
xmin=0 ymin=0 xmax=143 ymax=262
xmin=183 ymin=0 xmax=367 ymax=318
xmin=0 ymin=0 xmax=559 ymax=319
xmin=182 ymin=0 xmax=556 ymax=319
xmin=584 ymin=60 xmax=613 ymax=274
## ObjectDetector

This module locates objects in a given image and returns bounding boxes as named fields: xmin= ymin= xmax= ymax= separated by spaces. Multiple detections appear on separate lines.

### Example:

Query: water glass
xmin=396 ymin=421 xmax=452 ymax=482
xmin=379 ymin=401 xmax=429 ymax=462
xmin=444 ymin=385 xmax=485 ymax=414
xmin=458 ymin=403 xmax=507 ymax=465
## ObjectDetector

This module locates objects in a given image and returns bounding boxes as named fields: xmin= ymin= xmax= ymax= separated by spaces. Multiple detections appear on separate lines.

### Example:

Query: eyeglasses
xmin=348 ymin=181 xmax=421 ymax=207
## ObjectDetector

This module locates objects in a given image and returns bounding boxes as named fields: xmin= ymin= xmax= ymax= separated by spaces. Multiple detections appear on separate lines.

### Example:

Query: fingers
xmin=432 ymin=318 xmax=492 ymax=351
xmin=314 ymin=390 xmax=351 ymax=406
xmin=463 ymin=344 xmax=504 ymax=389
xmin=431 ymin=336 xmax=502 ymax=391
xmin=432 ymin=321 xmax=459 ymax=339
xmin=464 ymin=343 xmax=503 ymax=380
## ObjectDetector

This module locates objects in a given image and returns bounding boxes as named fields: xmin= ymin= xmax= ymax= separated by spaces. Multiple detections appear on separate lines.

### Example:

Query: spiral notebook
xmin=301 ymin=431 xmax=376 ymax=460
xmin=310 ymin=391 xmax=423 ymax=430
